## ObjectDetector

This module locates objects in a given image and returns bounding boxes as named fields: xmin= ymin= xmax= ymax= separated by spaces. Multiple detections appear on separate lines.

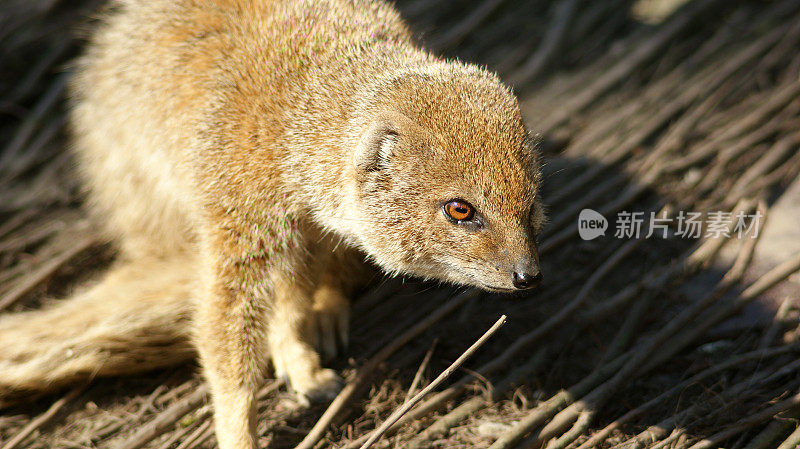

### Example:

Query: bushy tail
xmin=0 ymin=256 xmax=197 ymax=406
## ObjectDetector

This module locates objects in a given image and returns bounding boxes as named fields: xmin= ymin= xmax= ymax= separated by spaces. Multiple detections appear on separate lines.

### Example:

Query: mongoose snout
xmin=512 ymin=269 xmax=543 ymax=290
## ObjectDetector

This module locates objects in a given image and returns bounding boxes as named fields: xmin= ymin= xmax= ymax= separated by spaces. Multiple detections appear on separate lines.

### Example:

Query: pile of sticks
xmin=1 ymin=0 xmax=800 ymax=448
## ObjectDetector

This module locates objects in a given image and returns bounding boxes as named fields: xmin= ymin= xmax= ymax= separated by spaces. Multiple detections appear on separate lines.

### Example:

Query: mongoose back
xmin=0 ymin=1 xmax=545 ymax=448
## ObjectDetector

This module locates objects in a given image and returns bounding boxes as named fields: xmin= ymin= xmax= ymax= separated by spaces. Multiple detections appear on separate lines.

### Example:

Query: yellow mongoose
xmin=0 ymin=0 xmax=544 ymax=447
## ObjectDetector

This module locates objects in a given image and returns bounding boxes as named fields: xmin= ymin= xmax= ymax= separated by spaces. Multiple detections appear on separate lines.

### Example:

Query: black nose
xmin=512 ymin=271 xmax=542 ymax=290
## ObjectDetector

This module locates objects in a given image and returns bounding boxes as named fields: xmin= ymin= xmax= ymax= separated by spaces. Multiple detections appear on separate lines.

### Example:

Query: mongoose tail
xmin=0 ymin=256 xmax=196 ymax=406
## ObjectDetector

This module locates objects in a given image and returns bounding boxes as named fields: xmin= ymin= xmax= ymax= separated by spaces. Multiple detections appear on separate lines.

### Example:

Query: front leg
xmin=195 ymin=250 xmax=269 ymax=449
xmin=194 ymin=226 xmax=360 ymax=448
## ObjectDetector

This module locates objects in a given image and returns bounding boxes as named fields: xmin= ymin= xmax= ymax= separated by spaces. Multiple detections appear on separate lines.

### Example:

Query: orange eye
xmin=444 ymin=200 xmax=475 ymax=222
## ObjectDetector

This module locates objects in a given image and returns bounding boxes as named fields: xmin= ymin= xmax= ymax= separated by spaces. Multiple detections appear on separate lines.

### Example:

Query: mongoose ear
xmin=353 ymin=112 xmax=415 ymax=175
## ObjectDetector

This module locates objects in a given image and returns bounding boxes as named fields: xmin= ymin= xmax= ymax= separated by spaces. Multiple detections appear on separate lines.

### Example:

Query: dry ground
xmin=1 ymin=1 xmax=800 ymax=448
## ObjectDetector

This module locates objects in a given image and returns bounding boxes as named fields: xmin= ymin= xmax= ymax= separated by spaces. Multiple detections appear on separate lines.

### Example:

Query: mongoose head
xmin=349 ymin=64 xmax=545 ymax=292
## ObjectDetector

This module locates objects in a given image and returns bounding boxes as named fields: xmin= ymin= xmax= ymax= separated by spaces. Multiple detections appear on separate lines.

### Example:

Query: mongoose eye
xmin=443 ymin=200 xmax=475 ymax=222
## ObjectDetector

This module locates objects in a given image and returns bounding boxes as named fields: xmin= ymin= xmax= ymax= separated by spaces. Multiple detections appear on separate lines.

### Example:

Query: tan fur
xmin=0 ymin=1 xmax=544 ymax=447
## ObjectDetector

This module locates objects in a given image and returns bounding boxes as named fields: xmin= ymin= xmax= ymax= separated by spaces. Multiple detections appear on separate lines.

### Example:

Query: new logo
xmin=578 ymin=209 xmax=608 ymax=240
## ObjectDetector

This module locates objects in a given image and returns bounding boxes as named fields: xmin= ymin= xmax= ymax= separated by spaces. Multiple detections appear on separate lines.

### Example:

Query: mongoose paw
xmin=310 ymin=298 xmax=350 ymax=362
xmin=293 ymin=368 xmax=344 ymax=406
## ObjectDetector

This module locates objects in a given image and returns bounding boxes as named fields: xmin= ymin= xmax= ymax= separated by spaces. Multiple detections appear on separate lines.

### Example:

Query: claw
xmin=310 ymin=292 xmax=350 ymax=362
xmin=299 ymin=368 xmax=343 ymax=404
xmin=320 ymin=315 xmax=337 ymax=361
xmin=338 ymin=307 xmax=349 ymax=352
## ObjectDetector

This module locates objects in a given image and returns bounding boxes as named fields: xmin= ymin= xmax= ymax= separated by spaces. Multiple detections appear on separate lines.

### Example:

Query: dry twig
xmin=357 ymin=315 xmax=506 ymax=449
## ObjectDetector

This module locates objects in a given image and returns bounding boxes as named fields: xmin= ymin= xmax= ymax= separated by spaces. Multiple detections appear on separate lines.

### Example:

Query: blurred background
xmin=1 ymin=0 xmax=800 ymax=448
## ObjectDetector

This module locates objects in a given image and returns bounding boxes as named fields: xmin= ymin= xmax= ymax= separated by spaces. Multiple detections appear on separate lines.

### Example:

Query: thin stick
xmin=759 ymin=297 xmax=793 ymax=350
xmin=0 ymin=208 xmax=38 ymax=240
xmin=625 ymin=343 xmax=800 ymax=446
xmin=777 ymin=425 xmax=800 ymax=449
xmin=1 ymin=385 xmax=85 ymax=449
xmin=358 ymin=315 xmax=507 ymax=449
xmin=408 ymin=347 xmax=549 ymax=449
xmin=404 ymin=338 xmax=437 ymax=403
xmin=0 ymin=73 xmax=68 ymax=169
xmin=173 ymin=420 xmax=213 ymax=449
xmin=430 ymin=0 xmax=506 ymax=51
xmin=576 ymin=343 xmax=800 ymax=449
xmin=116 ymin=380 xmax=281 ymax=449
xmin=510 ymin=0 xmax=579 ymax=85
xmin=183 ymin=425 xmax=215 ymax=449
xmin=686 ymin=390 xmax=800 ymax=449
xmin=538 ymin=0 xmax=725 ymax=131
xmin=152 ymin=414 xmax=204 ymax=449
xmin=642 ymin=249 xmax=800 ymax=373
xmin=0 ymin=234 xmax=97 ymax=310
xmin=741 ymin=419 xmax=796 ymax=449
xmin=113 ymin=386 xmax=209 ymax=449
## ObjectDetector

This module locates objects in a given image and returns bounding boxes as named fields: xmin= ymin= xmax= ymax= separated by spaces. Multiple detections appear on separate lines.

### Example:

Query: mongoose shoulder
xmin=67 ymin=1 xmax=545 ymax=448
